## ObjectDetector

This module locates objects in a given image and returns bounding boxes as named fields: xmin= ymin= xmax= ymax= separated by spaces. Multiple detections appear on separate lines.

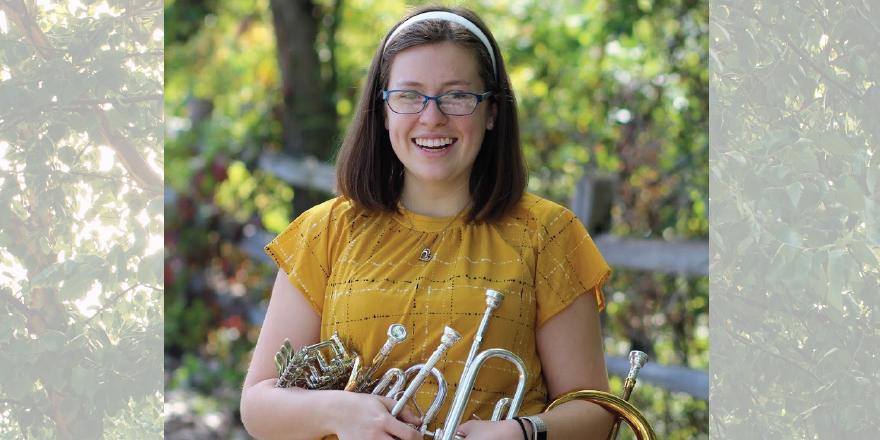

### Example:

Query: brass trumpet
xmin=546 ymin=351 xmax=656 ymax=440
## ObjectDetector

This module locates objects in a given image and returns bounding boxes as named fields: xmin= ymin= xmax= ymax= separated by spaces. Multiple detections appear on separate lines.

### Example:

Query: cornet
xmin=274 ymin=289 xmax=656 ymax=439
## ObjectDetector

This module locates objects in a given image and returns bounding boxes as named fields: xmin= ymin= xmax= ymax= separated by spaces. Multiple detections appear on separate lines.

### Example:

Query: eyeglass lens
xmin=387 ymin=91 xmax=478 ymax=115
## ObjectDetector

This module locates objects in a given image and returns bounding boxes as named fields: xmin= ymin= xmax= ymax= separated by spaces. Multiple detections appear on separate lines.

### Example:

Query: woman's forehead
xmin=387 ymin=42 xmax=483 ymax=88
xmin=395 ymin=79 xmax=474 ymax=88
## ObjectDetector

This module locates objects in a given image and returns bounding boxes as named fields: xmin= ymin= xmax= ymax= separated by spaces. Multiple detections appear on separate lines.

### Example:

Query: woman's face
xmin=384 ymin=41 xmax=495 ymax=192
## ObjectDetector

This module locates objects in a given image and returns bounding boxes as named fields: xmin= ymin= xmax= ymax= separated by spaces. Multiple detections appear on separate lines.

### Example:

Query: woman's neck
xmin=400 ymin=181 xmax=471 ymax=218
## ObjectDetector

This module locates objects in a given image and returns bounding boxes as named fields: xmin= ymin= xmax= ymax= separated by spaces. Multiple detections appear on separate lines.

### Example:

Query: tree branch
xmin=723 ymin=325 xmax=824 ymax=383
xmin=94 ymin=108 xmax=163 ymax=191
xmin=81 ymin=283 xmax=145 ymax=326
xmin=0 ymin=288 xmax=31 ymax=316
xmin=68 ymin=94 xmax=163 ymax=107
xmin=0 ymin=0 xmax=60 ymax=59
xmin=730 ymin=2 xmax=863 ymax=101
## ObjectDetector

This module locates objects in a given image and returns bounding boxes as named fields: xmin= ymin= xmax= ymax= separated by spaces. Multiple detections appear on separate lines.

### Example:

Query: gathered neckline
xmin=392 ymin=205 xmax=469 ymax=232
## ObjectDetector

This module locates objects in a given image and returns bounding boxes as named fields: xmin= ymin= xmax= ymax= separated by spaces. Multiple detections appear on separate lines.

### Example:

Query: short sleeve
xmin=535 ymin=207 xmax=610 ymax=327
xmin=264 ymin=198 xmax=344 ymax=315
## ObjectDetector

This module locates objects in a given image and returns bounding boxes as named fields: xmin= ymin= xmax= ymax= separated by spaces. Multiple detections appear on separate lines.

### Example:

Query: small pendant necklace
xmin=418 ymin=247 xmax=434 ymax=262
xmin=402 ymin=203 xmax=469 ymax=263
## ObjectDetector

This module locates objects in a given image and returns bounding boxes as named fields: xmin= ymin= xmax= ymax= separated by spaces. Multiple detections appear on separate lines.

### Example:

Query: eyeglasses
xmin=382 ymin=89 xmax=492 ymax=116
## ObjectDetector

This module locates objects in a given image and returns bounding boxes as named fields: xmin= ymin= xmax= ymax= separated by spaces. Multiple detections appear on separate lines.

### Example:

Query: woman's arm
xmin=455 ymin=291 xmax=613 ymax=439
xmin=240 ymin=270 xmax=421 ymax=440
xmin=532 ymin=290 xmax=614 ymax=439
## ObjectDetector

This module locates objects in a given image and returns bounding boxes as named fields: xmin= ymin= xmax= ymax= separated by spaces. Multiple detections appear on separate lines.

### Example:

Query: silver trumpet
xmin=354 ymin=323 xmax=409 ymax=392
xmin=370 ymin=346 xmax=452 ymax=433
xmin=390 ymin=326 xmax=461 ymax=421
xmin=271 ymin=289 xmax=533 ymax=437
xmin=433 ymin=289 xmax=528 ymax=440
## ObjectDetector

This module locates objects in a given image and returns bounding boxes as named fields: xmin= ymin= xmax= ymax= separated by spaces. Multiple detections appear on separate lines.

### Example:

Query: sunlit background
xmin=164 ymin=0 xmax=708 ymax=438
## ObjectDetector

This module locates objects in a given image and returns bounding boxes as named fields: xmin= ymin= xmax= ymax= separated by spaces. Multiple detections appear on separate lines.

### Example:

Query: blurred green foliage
xmin=0 ymin=0 xmax=163 ymax=438
xmin=164 ymin=0 xmax=708 ymax=438
xmin=711 ymin=1 xmax=879 ymax=437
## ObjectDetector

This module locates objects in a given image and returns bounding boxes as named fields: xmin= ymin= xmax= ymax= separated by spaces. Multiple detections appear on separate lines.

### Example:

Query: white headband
xmin=383 ymin=11 xmax=498 ymax=78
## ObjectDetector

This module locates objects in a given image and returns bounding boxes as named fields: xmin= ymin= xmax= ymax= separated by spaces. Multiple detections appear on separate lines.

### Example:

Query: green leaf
xmin=815 ymin=132 xmax=852 ymax=155
xmin=62 ymin=274 xmax=96 ymax=301
xmin=826 ymin=249 xmax=849 ymax=300
xmin=2 ymin=369 xmax=34 ymax=399
xmin=142 ymin=250 xmax=164 ymax=284
xmin=31 ymin=261 xmax=76 ymax=289
xmin=836 ymin=176 xmax=865 ymax=211
xmin=39 ymin=329 xmax=68 ymax=351
xmin=786 ymin=182 xmax=803 ymax=207
xmin=71 ymin=365 xmax=99 ymax=398
xmin=0 ymin=307 xmax=24 ymax=344
xmin=867 ymin=155 xmax=879 ymax=195
xmin=847 ymin=242 xmax=879 ymax=269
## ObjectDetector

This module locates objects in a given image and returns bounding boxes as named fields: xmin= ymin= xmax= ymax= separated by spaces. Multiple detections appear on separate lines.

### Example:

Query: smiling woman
xmin=333 ymin=8 xmax=526 ymax=225
xmin=241 ymin=6 xmax=614 ymax=440
xmin=383 ymin=42 xmax=495 ymax=214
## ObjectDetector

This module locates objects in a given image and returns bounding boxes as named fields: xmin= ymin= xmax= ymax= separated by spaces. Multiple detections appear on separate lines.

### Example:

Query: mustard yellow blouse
xmin=265 ymin=193 xmax=609 ymax=434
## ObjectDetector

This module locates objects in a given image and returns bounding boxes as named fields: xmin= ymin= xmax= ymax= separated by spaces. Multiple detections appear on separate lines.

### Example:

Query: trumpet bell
xmin=546 ymin=390 xmax=657 ymax=440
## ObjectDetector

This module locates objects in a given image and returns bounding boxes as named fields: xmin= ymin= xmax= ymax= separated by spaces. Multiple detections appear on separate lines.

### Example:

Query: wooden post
xmin=571 ymin=174 xmax=615 ymax=236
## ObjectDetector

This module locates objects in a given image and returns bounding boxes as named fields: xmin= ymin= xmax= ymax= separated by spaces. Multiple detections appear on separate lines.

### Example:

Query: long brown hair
xmin=335 ymin=6 xmax=526 ymax=223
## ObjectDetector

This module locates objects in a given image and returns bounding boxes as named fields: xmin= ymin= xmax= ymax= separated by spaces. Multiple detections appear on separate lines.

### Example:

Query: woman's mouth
xmin=412 ymin=137 xmax=458 ymax=151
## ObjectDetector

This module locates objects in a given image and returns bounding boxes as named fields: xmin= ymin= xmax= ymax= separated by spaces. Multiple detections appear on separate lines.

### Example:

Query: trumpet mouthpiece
xmin=441 ymin=326 xmax=462 ymax=347
xmin=627 ymin=351 xmax=648 ymax=379
xmin=485 ymin=289 xmax=505 ymax=309
xmin=388 ymin=323 xmax=408 ymax=343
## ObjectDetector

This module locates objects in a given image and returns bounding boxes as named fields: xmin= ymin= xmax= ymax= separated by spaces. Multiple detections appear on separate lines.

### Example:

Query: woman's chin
xmin=405 ymin=169 xmax=467 ymax=187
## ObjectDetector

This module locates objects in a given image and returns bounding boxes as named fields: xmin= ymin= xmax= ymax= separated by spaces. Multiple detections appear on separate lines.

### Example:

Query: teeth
xmin=414 ymin=137 xmax=454 ymax=148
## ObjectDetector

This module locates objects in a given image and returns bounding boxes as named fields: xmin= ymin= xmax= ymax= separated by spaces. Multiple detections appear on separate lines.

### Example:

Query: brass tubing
xmin=356 ymin=323 xmax=408 ymax=392
xmin=371 ymin=367 xmax=405 ymax=397
xmin=439 ymin=348 xmax=528 ymax=440
xmin=606 ymin=351 xmax=648 ymax=440
xmin=391 ymin=326 xmax=460 ymax=418
xmin=401 ymin=364 xmax=448 ymax=431
xmin=462 ymin=289 xmax=504 ymax=373
xmin=606 ymin=377 xmax=635 ymax=439
xmin=546 ymin=390 xmax=657 ymax=440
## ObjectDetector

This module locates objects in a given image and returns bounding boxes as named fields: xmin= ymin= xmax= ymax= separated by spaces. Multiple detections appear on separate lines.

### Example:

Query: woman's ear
xmin=487 ymin=102 xmax=497 ymax=130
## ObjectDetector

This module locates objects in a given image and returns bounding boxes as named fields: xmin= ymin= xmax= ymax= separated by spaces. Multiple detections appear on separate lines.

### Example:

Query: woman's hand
xmin=333 ymin=392 xmax=423 ymax=440
xmin=454 ymin=419 xmax=528 ymax=440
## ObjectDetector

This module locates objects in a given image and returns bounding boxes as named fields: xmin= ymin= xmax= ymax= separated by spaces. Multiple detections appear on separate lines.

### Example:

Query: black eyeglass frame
xmin=381 ymin=89 xmax=493 ymax=116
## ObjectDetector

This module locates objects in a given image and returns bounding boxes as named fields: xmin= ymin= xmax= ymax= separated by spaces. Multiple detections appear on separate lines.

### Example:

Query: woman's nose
xmin=419 ymin=99 xmax=447 ymax=125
